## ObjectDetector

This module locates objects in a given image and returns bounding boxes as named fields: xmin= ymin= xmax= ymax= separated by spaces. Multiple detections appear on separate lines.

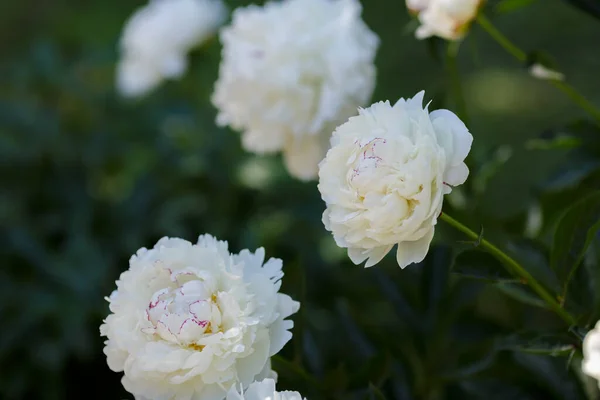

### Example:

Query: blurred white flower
xmin=318 ymin=91 xmax=472 ymax=268
xmin=100 ymin=235 xmax=299 ymax=400
xmin=529 ymin=64 xmax=565 ymax=81
xmin=212 ymin=0 xmax=379 ymax=181
xmin=583 ymin=321 xmax=600 ymax=386
xmin=409 ymin=0 xmax=482 ymax=41
xmin=226 ymin=379 xmax=305 ymax=400
xmin=117 ymin=0 xmax=227 ymax=97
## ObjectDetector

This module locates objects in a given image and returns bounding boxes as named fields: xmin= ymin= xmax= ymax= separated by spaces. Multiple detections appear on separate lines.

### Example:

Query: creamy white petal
xmin=444 ymin=163 xmax=469 ymax=188
xmin=116 ymin=59 xmax=163 ymax=98
xmin=283 ymin=135 xmax=328 ymax=182
xmin=364 ymin=245 xmax=394 ymax=268
xmin=583 ymin=321 xmax=600 ymax=383
xmin=396 ymin=228 xmax=435 ymax=269
xmin=430 ymin=109 xmax=473 ymax=167
xmin=226 ymin=379 xmax=306 ymax=400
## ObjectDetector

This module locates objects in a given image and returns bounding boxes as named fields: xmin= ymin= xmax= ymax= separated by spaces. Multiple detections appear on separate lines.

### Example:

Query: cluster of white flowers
xmin=101 ymin=235 xmax=299 ymax=400
xmin=318 ymin=91 xmax=472 ymax=268
xmin=117 ymin=0 xmax=227 ymax=97
xmin=406 ymin=0 xmax=483 ymax=40
xmin=227 ymin=379 xmax=305 ymax=400
xmin=105 ymin=0 xmax=484 ymax=397
xmin=212 ymin=0 xmax=379 ymax=180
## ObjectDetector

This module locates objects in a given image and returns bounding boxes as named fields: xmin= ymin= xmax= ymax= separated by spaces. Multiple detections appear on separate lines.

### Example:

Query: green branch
xmin=476 ymin=13 xmax=600 ymax=123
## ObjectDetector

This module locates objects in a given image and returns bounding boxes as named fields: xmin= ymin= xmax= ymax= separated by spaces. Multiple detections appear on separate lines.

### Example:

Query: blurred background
xmin=2 ymin=0 xmax=600 ymax=399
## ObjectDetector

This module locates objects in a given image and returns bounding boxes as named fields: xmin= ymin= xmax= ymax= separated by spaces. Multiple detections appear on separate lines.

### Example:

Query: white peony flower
xmin=117 ymin=0 xmax=227 ymax=97
xmin=226 ymin=379 xmax=305 ymax=400
xmin=100 ymin=235 xmax=299 ymax=400
xmin=408 ymin=0 xmax=483 ymax=41
xmin=583 ymin=321 xmax=600 ymax=386
xmin=212 ymin=0 xmax=379 ymax=181
xmin=318 ymin=91 xmax=472 ymax=268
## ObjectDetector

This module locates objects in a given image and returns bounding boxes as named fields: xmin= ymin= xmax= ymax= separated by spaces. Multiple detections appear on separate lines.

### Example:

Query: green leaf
xmin=526 ymin=135 xmax=582 ymax=151
xmin=271 ymin=355 xmax=322 ymax=390
xmin=472 ymin=145 xmax=513 ymax=195
xmin=498 ymin=332 xmax=575 ymax=356
xmin=569 ymin=326 xmax=589 ymax=341
xmin=323 ymin=364 xmax=349 ymax=393
xmin=507 ymin=240 xmax=562 ymax=295
xmin=350 ymin=353 xmax=392 ymax=390
xmin=421 ymin=246 xmax=453 ymax=324
xmin=551 ymin=191 xmax=600 ymax=296
xmin=495 ymin=0 xmax=537 ymax=13
xmin=561 ymin=0 xmax=600 ymax=20
xmin=369 ymin=383 xmax=387 ymax=400
xmin=586 ymin=235 xmax=600 ymax=319
xmin=528 ymin=120 xmax=600 ymax=154
xmin=525 ymin=50 xmax=561 ymax=71
xmin=452 ymin=250 xmax=515 ymax=282
xmin=542 ymin=156 xmax=600 ymax=192
xmin=494 ymin=282 xmax=548 ymax=309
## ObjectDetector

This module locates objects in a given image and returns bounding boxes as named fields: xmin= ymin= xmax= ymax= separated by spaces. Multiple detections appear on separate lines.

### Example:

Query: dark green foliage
xmin=561 ymin=0 xmax=600 ymax=20
xmin=2 ymin=0 xmax=600 ymax=399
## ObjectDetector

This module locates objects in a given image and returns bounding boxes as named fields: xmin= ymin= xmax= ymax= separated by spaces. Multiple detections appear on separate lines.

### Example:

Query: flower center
xmin=348 ymin=137 xmax=396 ymax=194
xmin=142 ymin=268 xmax=223 ymax=348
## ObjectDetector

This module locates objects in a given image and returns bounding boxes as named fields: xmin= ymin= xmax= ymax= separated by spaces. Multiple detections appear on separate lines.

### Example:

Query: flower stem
xmin=446 ymin=41 xmax=469 ymax=124
xmin=440 ymin=213 xmax=577 ymax=326
xmin=476 ymin=13 xmax=600 ymax=123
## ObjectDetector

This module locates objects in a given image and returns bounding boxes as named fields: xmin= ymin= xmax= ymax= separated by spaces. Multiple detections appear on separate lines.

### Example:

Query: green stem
xmin=476 ymin=14 xmax=525 ymax=62
xmin=446 ymin=41 xmax=469 ymax=124
xmin=476 ymin=14 xmax=600 ymax=123
xmin=440 ymin=213 xmax=577 ymax=326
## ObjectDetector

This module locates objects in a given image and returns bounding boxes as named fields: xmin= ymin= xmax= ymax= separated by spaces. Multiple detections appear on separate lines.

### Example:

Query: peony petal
xmin=583 ymin=321 xmax=600 ymax=378
xmin=395 ymin=228 xmax=435 ymax=269
xmin=268 ymin=319 xmax=294 ymax=356
xmin=116 ymin=58 xmax=162 ymax=98
xmin=160 ymin=53 xmax=188 ymax=78
xmin=430 ymin=109 xmax=472 ymax=166
xmin=283 ymin=135 xmax=328 ymax=181
xmin=236 ymin=330 xmax=271 ymax=385
xmin=443 ymin=162 xmax=469 ymax=188
xmin=244 ymin=378 xmax=277 ymax=399
xmin=347 ymin=247 xmax=370 ymax=265
xmin=194 ymin=383 xmax=229 ymax=400
xmin=364 ymin=245 xmax=394 ymax=267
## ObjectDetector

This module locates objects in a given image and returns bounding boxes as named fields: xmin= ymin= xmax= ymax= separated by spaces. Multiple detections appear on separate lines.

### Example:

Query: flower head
xmin=212 ymin=0 xmax=379 ymax=181
xmin=409 ymin=0 xmax=483 ymax=41
xmin=583 ymin=321 xmax=600 ymax=385
xmin=318 ymin=91 xmax=472 ymax=268
xmin=226 ymin=379 xmax=305 ymax=400
xmin=100 ymin=235 xmax=299 ymax=400
xmin=117 ymin=0 xmax=227 ymax=97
